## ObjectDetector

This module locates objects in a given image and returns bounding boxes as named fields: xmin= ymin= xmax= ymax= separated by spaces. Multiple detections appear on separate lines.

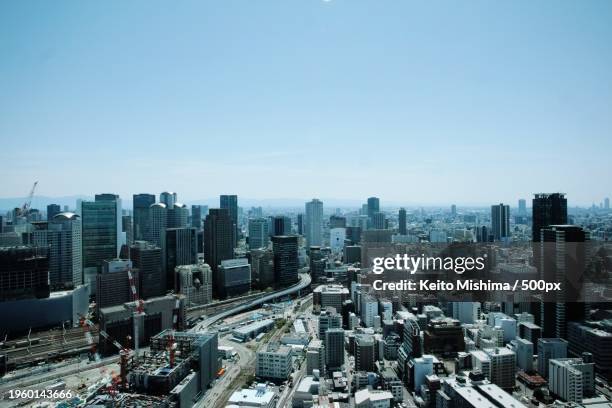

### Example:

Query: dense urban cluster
xmin=0 ymin=192 xmax=611 ymax=408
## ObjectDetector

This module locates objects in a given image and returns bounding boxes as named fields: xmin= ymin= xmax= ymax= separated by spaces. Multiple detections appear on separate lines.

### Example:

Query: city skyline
xmin=1 ymin=191 xmax=611 ymax=212
xmin=1 ymin=1 xmax=612 ymax=204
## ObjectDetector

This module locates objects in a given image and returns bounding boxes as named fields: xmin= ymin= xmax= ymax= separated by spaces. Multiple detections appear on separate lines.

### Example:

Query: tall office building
xmin=81 ymin=194 xmax=122 ymax=294
xmin=217 ymin=258 xmax=251 ymax=298
xmin=130 ymin=240 xmax=164 ymax=299
xmin=518 ymin=199 xmax=527 ymax=216
xmin=96 ymin=259 xmax=135 ymax=315
xmin=162 ymin=228 xmax=197 ymax=291
xmin=451 ymin=204 xmax=457 ymax=216
xmin=191 ymin=205 xmax=203 ymax=229
xmin=160 ymin=191 xmax=177 ymax=208
xmin=355 ymin=334 xmax=376 ymax=372
xmin=372 ymin=212 xmax=386 ymax=230
xmin=398 ymin=208 xmax=407 ymax=235
xmin=537 ymin=338 xmax=568 ymax=378
xmin=167 ymin=203 xmax=189 ymax=229
xmin=367 ymin=197 xmax=380 ymax=222
xmin=176 ymin=262 xmax=213 ymax=306
xmin=272 ymin=235 xmax=298 ymax=287
xmin=133 ymin=193 xmax=155 ymax=241
xmin=270 ymin=215 xmax=291 ymax=236
xmin=248 ymin=218 xmax=269 ymax=250
xmin=491 ymin=203 xmax=510 ymax=241
xmin=122 ymin=215 xmax=133 ymax=247
xmin=204 ymin=209 xmax=234 ymax=294
xmin=220 ymin=195 xmax=238 ymax=247
xmin=319 ymin=308 xmax=343 ymax=339
xmin=305 ymin=199 xmax=323 ymax=247
xmin=532 ymin=193 xmax=567 ymax=242
xmin=605 ymin=197 xmax=610 ymax=210
xmin=540 ymin=225 xmax=588 ymax=338
xmin=146 ymin=203 xmax=168 ymax=247
xmin=31 ymin=212 xmax=82 ymax=288
xmin=329 ymin=215 xmax=347 ymax=229
xmin=46 ymin=204 xmax=61 ymax=221
xmin=0 ymin=246 xmax=49 ymax=301
xmin=325 ymin=328 xmax=345 ymax=371
xmin=297 ymin=213 xmax=304 ymax=235
xmin=250 ymin=248 xmax=274 ymax=289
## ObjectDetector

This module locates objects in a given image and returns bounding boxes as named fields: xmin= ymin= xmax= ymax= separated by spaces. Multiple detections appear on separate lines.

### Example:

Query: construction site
xmin=80 ymin=329 xmax=220 ymax=407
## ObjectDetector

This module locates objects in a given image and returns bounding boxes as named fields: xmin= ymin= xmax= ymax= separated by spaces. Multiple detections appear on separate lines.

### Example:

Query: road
xmin=192 ymin=273 xmax=311 ymax=331
xmin=195 ymin=336 xmax=255 ymax=408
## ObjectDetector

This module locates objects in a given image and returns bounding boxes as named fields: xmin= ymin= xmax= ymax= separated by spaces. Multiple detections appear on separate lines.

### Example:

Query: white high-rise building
xmin=305 ymin=199 xmax=323 ymax=246
xmin=256 ymin=343 xmax=293 ymax=380
xmin=361 ymin=294 xmax=379 ymax=328
xmin=329 ymin=227 xmax=346 ymax=253
xmin=549 ymin=358 xmax=594 ymax=403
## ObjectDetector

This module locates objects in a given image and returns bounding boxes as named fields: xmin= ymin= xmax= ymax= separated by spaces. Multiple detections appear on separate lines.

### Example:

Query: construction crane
xmin=79 ymin=316 xmax=133 ymax=393
xmin=16 ymin=181 xmax=38 ymax=218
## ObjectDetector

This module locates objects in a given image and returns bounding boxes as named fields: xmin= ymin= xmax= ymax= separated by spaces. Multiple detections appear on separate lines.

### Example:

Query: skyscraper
xmin=532 ymin=193 xmax=567 ymax=242
xmin=31 ymin=212 xmax=82 ymax=289
xmin=167 ymin=202 xmax=189 ymax=228
xmin=130 ymin=240 xmax=164 ymax=299
xmin=367 ymin=197 xmax=380 ymax=228
xmin=220 ymin=195 xmax=238 ymax=247
xmin=146 ymin=203 xmax=167 ymax=247
xmin=297 ymin=214 xmax=304 ymax=235
xmin=204 ymin=209 xmax=234 ymax=294
xmin=518 ymin=199 xmax=527 ymax=216
xmin=81 ymin=194 xmax=122 ymax=294
xmin=540 ymin=225 xmax=588 ymax=338
xmin=491 ymin=203 xmax=510 ymax=241
xmin=248 ymin=218 xmax=269 ymax=250
xmin=605 ymin=197 xmax=610 ymax=210
xmin=325 ymin=328 xmax=345 ymax=371
xmin=270 ymin=215 xmax=291 ymax=236
xmin=191 ymin=205 xmax=203 ymax=229
xmin=305 ymin=199 xmax=323 ymax=247
xmin=398 ymin=208 xmax=407 ymax=235
xmin=0 ymin=246 xmax=50 ymax=301
xmin=96 ymin=259 xmax=135 ymax=315
xmin=159 ymin=191 xmax=177 ymax=208
xmin=162 ymin=227 xmax=197 ymax=291
xmin=122 ymin=215 xmax=133 ymax=247
xmin=217 ymin=258 xmax=251 ymax=298
xmin=272 ymin=235 xmax=298 ymax=287
xmin=46 ymin=204 xmax=61 ymax=221
xmin=372 ymin=212 xmax=386 ymax=230
xmin=133 ymin=193 xmax=155 ymax=241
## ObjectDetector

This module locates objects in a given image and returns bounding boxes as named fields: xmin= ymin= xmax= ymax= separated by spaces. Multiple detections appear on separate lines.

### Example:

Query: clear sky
xmin=1 ymin=0 xmax=611 ymax=206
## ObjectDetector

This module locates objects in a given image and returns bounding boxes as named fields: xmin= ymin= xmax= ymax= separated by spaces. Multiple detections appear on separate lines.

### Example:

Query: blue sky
xmin=1 ymin=0 xmax=611 ymax=206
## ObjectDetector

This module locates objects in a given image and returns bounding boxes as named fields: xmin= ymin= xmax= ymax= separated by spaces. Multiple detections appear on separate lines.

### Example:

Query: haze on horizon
xmin=1 ymin=1 xmax=611 ymax=206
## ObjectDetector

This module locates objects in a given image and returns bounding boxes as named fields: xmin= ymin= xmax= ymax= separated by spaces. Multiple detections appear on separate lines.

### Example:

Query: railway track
xmin=2 ymin=326 xmax=98 ymax=366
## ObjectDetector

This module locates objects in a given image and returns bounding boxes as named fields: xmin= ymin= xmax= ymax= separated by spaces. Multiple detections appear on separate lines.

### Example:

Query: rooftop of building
xmin=354 ymin=389 xmax=393 ymax=404
xmin=233 ymin=319 xmax=275 ymax=335
xmin=313 ymin=284 xmax=350 ymax=294
xmin=228 ymin=384 xmax=276 ymax=405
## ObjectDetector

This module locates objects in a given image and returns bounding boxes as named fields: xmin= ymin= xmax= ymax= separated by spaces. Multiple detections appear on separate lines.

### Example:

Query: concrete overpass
xmin=191 ymin=273 xmax=311 ymax=331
